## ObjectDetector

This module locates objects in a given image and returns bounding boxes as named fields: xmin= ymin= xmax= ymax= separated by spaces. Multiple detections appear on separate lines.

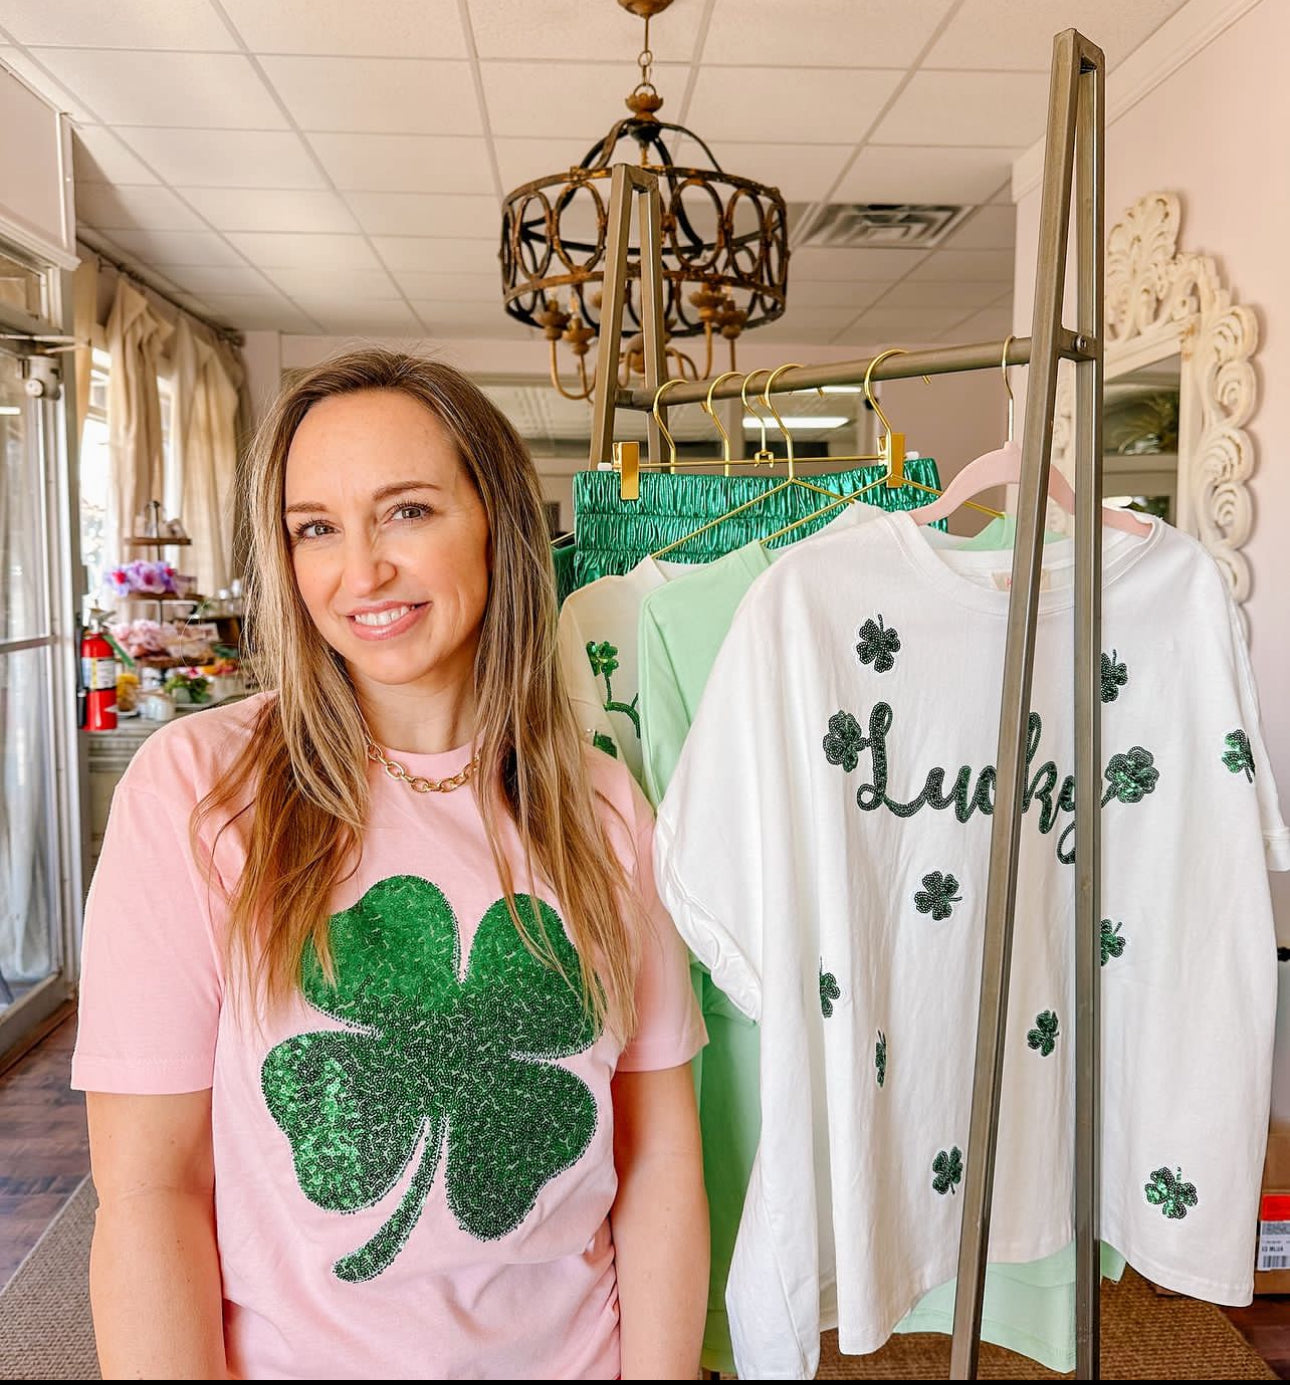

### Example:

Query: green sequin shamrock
xmin=932 ymin=1145 xmax=963 ymax=1195
xmin=1100 ymin=919 xmax=1126 ymax=965
xmin=1101 ymin=746 xmax=1160 ymax=805
xmin=591 ymin=731 xmax=618 ymax=759
xmin=875 ymin=1030 xmax=887 ymax=1088
xmin=855 ymin=614 xmax=901 ymax=674
xmin=1222 ymin=728 xmax=1255 ymax=782
xmin=1100 ymin=650 xmax=1129 ymax=703
xmin=823 ymin=710 xmax=864 ymax=771
xmin=261 ymin=876 xmax=600 ymax=1283
xmin=585 ymin=640 xmax=640 ymax=738
xmin=819 ymin=963 xmax=841 ymax=1018
xmin=914 ymin=871 xmax=962 ymax=922
xmin=1026 ymin=1009 xmax=1060 ymax=1056
xmin=1144 ymin=1166 xmax=1198 ymax=1220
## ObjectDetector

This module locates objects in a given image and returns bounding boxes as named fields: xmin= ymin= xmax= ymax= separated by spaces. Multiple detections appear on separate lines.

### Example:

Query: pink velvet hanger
xmin=908 ymin=338 xmax=1152 ymax=537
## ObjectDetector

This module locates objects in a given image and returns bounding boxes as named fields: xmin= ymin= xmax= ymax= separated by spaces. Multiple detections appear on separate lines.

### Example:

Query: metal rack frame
xmin=587 ymin=29 xmax=1106 ymax=1381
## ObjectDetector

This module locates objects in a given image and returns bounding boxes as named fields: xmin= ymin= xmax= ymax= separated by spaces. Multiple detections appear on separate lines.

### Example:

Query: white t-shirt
xmin=655 ymin=510 xmax=1289 ymax=1379
xmin=556 ymin=556 xmax=694 ymax=780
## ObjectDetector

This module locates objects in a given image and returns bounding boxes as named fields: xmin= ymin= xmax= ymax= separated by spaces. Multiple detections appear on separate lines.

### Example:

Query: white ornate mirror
xmin=1053 ymin=191 xmax=1259 ymax=604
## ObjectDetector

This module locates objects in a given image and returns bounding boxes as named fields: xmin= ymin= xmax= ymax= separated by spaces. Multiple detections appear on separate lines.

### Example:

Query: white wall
xmin=1013 ymin=0 xmax=1290 ymax=1110
xmin=0 ymin=61 xmax=74 ymax=271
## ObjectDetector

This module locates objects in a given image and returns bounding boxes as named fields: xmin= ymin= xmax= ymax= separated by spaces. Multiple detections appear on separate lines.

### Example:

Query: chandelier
xmin=499 ymin=0 xmax=790 ymax=400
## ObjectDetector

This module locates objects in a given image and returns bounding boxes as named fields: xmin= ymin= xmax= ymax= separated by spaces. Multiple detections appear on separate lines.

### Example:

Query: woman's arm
xmin=610 ymin=1063 xmax=709 ymax=1380
xmin=87 ymin=1090 xmax=229 ymax=1380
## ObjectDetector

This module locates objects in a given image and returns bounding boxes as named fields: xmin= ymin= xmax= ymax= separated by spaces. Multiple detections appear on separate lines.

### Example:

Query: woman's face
xmin=284 ymin=388 xmax=491 ymax=702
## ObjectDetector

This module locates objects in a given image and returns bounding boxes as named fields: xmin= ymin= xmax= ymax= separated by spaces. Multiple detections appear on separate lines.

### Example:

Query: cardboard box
xmin=1254 ymin=1125 xmax=1290 ymax=1293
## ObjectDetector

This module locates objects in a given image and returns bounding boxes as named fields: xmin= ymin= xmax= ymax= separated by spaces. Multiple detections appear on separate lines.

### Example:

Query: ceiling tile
xmin=160 ymin=265 xmax=282 ymax=295
xmin=196 ymin=293 xmax=322 ymax=332
xmin=31 ymin=49 xmax=286 ymax=128
xmin=874 ymin=280 xmax=1010 ymax=310
xmin=952 ymin=305 xmax=1016 ymax=341
xmin=790 ymin=246 xmax=927 ymax=283
xmin=468 ymin=0 xmax=702 ymax=63
xmin=0 ymin=0 xmax=237 ymax=49
xmin=871 ymin=71 xmax=1051 ymax=147
xmin=749 ymin=320 xmax=847 ymax=345
xmin=261 ymin=56 xmax=482 ymax=136
xmin=941 ymin=204 xmax=1016 ymax=250
xmin=774 ymin=306 xmax=860 ymax=331
xmin=701 ymin=0 xmax=956 ymax=68
xmin=480 ymin=60 xmax=688 ymax=139
xmin=411 ymin=302 xmax=533 ymax=338
xmin=374 ymin=271 xmax=497 ymax=303
xmin=179 ymin=187 xmax=359 ymax=233
xmin=346 ymin=192 xmax=498 ymax=239
xmin=836 ymin=305 xmax=971 ymax=340
xmin=75 ymin=182 xmax=204 ymax=231
xmin=687 ymin=65 xmax=902 ymax=145
xmin=309 ymin=132 xmax=495 ymax=194
xmin=300 ymin=300 xmax=424 ymax=335
xmin=70 ymin=129 xmax=159 ymax=185
xmin=923 ymin=0 xmax=1189 ymax=73
xmin=374 ymin=236 xmax=500 ymax=275
xmin=104 ymin=227 xmax=247 ymax=267
xmin=123 ymin=128 xmax=324 ymax=188
xmin=674 ymin=137 xmax=855 ymax=205
xmin=263 ymin=267 xmax=402 ymax=299
xmin=493 ymin=137 xmax=592 ymax=194
xmin=907 ymin=248 xmax=1014 ymax=283
xmin=220 ymin=0 xmax=468 ymax=58
xmin=835 ymin=145 xmax=1020 ymax=205
xmin=224 ymin=231 xmax=379 ymax=270
xmin=0 ymin=46 xmax=96 ymax=119
xmin=781 ymin=279 xmax=887 ymax=311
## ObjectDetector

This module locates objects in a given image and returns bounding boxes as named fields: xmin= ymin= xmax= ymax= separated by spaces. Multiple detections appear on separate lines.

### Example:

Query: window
xmin=78 ymin=350 xmax=175 ymax=600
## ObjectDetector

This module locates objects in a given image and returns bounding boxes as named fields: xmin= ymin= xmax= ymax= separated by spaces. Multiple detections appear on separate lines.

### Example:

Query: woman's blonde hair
xmin=197 ymin=348 xmax=638 ymax=1038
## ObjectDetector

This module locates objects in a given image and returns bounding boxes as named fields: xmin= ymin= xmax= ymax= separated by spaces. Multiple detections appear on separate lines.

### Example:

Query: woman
xmin=73 ymin=349 xmax=709 ymax=1379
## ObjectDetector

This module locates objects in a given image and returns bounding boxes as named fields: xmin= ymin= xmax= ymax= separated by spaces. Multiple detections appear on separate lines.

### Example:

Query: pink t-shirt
xmin=73 ymin=693 xmax=706 ymax=1380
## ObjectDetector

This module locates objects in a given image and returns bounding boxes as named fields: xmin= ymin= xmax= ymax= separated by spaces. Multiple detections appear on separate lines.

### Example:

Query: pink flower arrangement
xmin=106 ymin=559 xmax=178 ymax=597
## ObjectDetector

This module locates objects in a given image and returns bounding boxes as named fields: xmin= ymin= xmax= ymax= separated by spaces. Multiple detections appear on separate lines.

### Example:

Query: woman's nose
xmin=342 ymin=537 xmax=397 ymax=597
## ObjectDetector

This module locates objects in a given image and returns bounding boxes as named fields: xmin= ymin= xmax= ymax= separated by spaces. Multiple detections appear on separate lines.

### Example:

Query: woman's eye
xmin=291 ymin=519 xmax=333 ymax=541
xmin=394 ymin=503 xmax=432 ymax=521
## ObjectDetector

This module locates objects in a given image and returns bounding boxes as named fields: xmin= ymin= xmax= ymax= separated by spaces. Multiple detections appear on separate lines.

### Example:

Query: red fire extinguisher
xmin=81 ymin=608 xmax=118 ymax=732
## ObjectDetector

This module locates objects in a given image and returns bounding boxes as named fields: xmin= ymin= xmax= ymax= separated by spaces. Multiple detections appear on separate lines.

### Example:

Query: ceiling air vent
xmin=794 ymin=203 xmax=973 ymax=250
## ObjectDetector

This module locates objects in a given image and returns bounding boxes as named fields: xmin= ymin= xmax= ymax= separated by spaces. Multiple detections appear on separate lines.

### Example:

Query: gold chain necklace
xmin=365 ymin=739 xmax=480 ymax=795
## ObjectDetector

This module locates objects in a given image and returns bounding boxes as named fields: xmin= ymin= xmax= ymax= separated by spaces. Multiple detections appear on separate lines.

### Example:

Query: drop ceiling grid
xmin=0 ymin=0 xmax=1194 ymax=338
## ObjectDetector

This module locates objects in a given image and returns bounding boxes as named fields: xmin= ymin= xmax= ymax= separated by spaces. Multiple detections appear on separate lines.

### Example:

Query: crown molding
xmin=1011 ymin=0 xmax=1266 ymax=201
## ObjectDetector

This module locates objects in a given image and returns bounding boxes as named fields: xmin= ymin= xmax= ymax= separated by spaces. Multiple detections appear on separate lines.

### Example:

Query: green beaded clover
xmin=875 ymin=1030 xmax=887 ymax=1088
xmin=932 ymin=1145 xmax=963 ymax=1195
xmin=1026 ymin=1009 xmax=1060 ymax=1057
xmin=823 ymin=710 xmax=865 ymax=772
xmin=585 ymin=638 xmax=640 ymax=739
xmin=261 ymin=876 xmax=600 ymax=1283
xmin=1144 ymin=1166 xmax=1198 ymax=1220
xmin=914 ymin=871 xmax=962 ymax=922
xmin=1101 ymin=746 xmax=1160 ymax=806
xmin=591 ymin=731 xmax=618 ymax=759
xmin=1100 ymin=650 xmax=1129 ymax=703
xmin=819 ymin=964 xmax=841 ymax=1019
xmin=584 ymin=640 xmax=619 ymax=679
xmin=1223 ymin=728 xmax=1255 ymax=782
xmin=1100 ymin=919 xmax=1126 ymax=966
xmin=855 ymin=614 xmax=901 ymax=674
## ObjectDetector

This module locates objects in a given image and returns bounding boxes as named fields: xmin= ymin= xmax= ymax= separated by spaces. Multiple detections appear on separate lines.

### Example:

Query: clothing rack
xmin=587 ymin=28 xmax=1106 ymax=1382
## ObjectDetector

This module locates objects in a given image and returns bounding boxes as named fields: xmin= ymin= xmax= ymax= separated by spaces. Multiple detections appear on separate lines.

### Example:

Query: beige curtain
xmin=105 ymin=279 xmax=172 ymax=564
xmin=170 ymin=316 xmax=242 ymax=598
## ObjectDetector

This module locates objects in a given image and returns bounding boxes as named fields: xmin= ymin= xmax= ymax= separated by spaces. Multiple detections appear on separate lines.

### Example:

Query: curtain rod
xmin=76 ymin=228 xmax=245 ymax=348
xmin=615 ymin=334 xmax=1095 ymax=411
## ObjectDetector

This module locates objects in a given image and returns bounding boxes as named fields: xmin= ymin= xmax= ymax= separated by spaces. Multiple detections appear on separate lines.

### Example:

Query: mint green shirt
xmin=638 ymin=508 xmax=1122 ymax=1374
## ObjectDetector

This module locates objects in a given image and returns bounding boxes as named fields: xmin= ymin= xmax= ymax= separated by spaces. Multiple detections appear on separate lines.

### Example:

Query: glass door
xmin=0 ymin=342 xmax=78 ymax=1054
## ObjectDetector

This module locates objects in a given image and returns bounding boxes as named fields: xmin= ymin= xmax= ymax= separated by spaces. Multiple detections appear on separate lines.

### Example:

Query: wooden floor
xmin=3 ymin=1017 xmax=1290 ymax=1378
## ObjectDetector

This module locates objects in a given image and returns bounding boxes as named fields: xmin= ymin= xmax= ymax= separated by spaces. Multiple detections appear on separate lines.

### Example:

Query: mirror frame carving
xmin=1053 ymin=191 xmax=1259 ymax=603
